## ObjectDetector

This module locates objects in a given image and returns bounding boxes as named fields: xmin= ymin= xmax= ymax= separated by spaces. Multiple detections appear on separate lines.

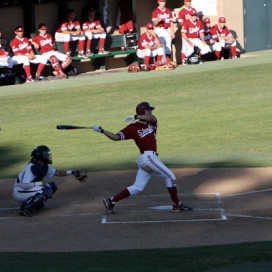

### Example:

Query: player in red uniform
xmin=31 ymin=23 xmax=72 ymax=79
xmin=55 ymin=9 xmax=86 ymax=57
xmin=92 ymin=102 xmax=193 ymax=215
xmin=10 ymin=26 xmax=47 ymax=82
xmin=152 ymin=0 xmax=175 ymax=64
xmin=178 ymin=0 xmax=193 ymax=27
xmin=137 ymin=23 xmax=163 ymax=70
xmin=203 ymin=17 xmax=222 ymax=60
xmin=181 ymin=8 xmax=210 ymax=64
xmin=211 ymin=17 xmax=237 ymax=59
xmin=82 ymin=7 xmax=109 ymax=56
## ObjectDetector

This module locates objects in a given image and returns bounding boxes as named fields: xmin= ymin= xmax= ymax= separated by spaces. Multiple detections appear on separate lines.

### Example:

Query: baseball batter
xmin=152 ymin=0 xmax=175 ymax=64
xmin=211 ymin=17 xmax=237 ymax=59
xmin=13 ymin=145 xmax=85 ymax=217
xmin=203 ymin=17 xmax=222 ymax=60
xmin=92 ymin=102 xmax=193 ymax=215
xmin=55 ymin=9 xmax=86 ymax=57
xmin=181 ymin=8 xmax=211 ymax=63
xmin=82 ymin=7 xmax=109 ymax=56
xmin=31 ymin=23 xmax=72 ymax=79
xmin=137 ymin=23 xmax=163 ymax=70
xmin=10 ymin=26 xmax=47 ymax=82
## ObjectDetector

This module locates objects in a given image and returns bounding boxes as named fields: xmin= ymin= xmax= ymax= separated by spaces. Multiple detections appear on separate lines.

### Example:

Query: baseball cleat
xmin=85 ymin=51 xmax=94 ymax=57
xmin=172 ymin=203 xmax=193 ymax=212
xmin=103 ymin=198 xmax=115 ymax=215
xmin=98 ymin=49 xmax=110 ymax=55
xmin=34 ymin=75 xmax=44 ymax=81
xmin=18 ymin=208 xmax=34 ymax=217
xmin=25 ymin=76 xmax=34 ymax=83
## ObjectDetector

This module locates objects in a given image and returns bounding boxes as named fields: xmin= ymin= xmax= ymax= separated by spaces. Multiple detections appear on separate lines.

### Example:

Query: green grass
xmin=1 ymin=51 xmax=272 ymax=177
xmin=0 ymin=242 xmax=271 ymax=272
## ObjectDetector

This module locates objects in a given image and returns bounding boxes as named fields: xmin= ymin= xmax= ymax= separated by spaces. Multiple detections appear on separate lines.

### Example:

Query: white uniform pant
xmin=208 ymin=42 xmax=222 ymax=52
xmin=55 ymin=32 xmax=85 ymax=42
xmin=219 ymin=38 xmax=237 ymax=48
xmin=12 ymin=55 xmax=47 ymax=66
xmin=42 ymin=50 xmax=67 ymax=62
xmin=0 ymin=56 xmax=13 ymax=68
xmin=127 ymin=151 xmax=176 ymax=196
xmin=85 ymin=32 xmax=106 ymax=40
xmin=155 ymin=28 xmax=172 ymax=55
xmin=137 ymin=47 xmax=163 ymax=59
xmin=13 ymin=184 xmax=44 ymax=202
xmin=182 ymin=37 xmax=211 ymax=57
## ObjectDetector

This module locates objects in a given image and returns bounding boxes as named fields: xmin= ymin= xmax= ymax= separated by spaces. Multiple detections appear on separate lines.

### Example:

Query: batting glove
xmin=93 ymin=125 xmax=102 ymax=132
xmin=124 ymin=115 xmax=137 ymax=123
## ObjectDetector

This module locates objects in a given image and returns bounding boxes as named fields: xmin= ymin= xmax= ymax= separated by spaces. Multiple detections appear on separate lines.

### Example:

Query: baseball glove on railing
xmin=72 ymin=170 xmax=88 ymax=183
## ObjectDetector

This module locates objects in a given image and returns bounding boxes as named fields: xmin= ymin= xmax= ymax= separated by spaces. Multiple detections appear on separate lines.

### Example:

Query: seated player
xmin=0 ymin=48 xmax=13 ymax=72
xmin=203 ymin=17 xmax=222 ymax=60
xmin=31 ymin=23 xmax=72 ymax=79
xmin=10 ymin=26 xmax=47 ymax=82
xmin=55 ymin=9 xmax=86 ymax=57
xmin=211 ymin=17 xmax=237 ymax=59
xmin=137 ymin=23 xmax=163 ymax=70
xmin=181 ymin=8 xmax=211 ymax=64
xmin=13 ymin=145 xmax=85 ymax=217
xmin=82 ymin=7 xmax=109 ymax=56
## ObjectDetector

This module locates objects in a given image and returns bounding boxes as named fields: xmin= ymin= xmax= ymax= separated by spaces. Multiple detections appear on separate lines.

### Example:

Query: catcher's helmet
xmin=31 ymin=145 xmax=52 ymax=164
xmin=136 ymin=102 xmax=155 ymax=115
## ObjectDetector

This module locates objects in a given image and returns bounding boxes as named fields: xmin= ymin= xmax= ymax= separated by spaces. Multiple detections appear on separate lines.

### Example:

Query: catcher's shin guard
xmin=49 ymin=55 xmax=65 ymax=77
xmin=61 ymin=55 xmax=72 ymax=70
xmin=20 ymin=193 xmax=45 ymax=216
xmin=42 ymin=182 xmax=57 ymax=199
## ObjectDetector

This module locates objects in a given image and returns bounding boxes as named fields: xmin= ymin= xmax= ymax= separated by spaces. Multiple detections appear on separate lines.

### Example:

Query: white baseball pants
xmin=127 ymin=151 xmax=176 ymax=196
xmin=155 ymin=28 xmax=172 ymax=55
xmin=13 ymin=183 xmax=44 ymax=202
xmin=12 ymin=55 xmax=47 ymax=66
xmin=182 ymin=37 xmax=211 ymax=57
xmin=208 ymin=42 xmax=222 ymax=52
xmin=0 ymin=56 xmax=13 ymax=68
xmin=219 ymin=38 xmax=237 ymax=48
xmin=137 ymin=47 xmax=163 ymax=59
xmin=42 ymin=50 xmax=67 ymax=62
xmin=55 ymin=32 xmax=85 ymax=42
xmin=85 ymin=32 xmax=106 ymax=40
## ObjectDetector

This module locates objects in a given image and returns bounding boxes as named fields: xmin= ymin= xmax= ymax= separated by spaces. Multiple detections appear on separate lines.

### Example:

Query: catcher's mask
xmin=136 ymin=102 xmax=155 ymax=115
xmin=188 ymin=53 xmax=200 ymax=64
xmin=31 ymin=145 xmax=52 ymax=164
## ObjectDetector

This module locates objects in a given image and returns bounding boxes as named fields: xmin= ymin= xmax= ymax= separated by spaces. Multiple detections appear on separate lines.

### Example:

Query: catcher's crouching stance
xmin=13 ymin=145 xmax=87 ymax=217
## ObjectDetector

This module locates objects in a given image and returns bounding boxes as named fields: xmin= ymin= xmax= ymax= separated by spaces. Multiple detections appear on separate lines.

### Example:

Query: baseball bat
xmin=56 ymin=125 xmax=93 ymax=130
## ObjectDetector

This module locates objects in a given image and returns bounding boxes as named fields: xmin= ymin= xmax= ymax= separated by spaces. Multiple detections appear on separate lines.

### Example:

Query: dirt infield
xmin=0 ymin=168 xmax=272 ymax=252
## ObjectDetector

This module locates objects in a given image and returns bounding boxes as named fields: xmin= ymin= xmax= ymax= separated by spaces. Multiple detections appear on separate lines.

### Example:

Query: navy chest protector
xmin=30 ymin=160 xmax=49 ymax=182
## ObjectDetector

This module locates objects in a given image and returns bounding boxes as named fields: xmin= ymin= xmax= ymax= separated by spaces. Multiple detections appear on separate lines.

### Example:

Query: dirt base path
xmin=0 ymin=168 xmax=272 ymax=252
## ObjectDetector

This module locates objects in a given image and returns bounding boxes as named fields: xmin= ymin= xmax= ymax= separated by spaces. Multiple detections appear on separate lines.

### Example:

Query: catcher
xmin=12 ymin=145 xmax=87 ymax=217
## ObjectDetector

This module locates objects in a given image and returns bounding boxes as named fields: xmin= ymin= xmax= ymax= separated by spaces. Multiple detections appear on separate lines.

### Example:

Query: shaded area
xmin=0 ymin=144 xmax=26 ymax=178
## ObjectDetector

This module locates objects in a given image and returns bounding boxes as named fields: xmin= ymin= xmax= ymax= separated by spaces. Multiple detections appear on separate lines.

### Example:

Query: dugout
xmin=0 ymin=0 xmax=269 ymax=71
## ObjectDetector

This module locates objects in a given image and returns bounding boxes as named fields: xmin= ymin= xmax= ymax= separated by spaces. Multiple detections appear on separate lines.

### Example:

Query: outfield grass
xmin=1 ymin=51 xmax=272 ymax=177
xmin=0 ymin=241 xmax=271 ymax=272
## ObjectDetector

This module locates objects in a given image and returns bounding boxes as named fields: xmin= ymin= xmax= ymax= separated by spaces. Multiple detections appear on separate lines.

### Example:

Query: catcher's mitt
xmin=155 ymin=64 xmax=175 ymax=71
xmin=72 ymin=170 xmax=88 ymax=183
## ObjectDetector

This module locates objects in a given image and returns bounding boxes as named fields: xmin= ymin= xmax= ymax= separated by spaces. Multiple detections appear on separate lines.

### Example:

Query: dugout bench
xmin=55 ymin=34 xmax=138 ymax=71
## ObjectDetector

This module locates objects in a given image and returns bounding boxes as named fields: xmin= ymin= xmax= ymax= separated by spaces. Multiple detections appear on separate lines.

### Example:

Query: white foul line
xmin=226 ymin=214 xmax=272 ymax=220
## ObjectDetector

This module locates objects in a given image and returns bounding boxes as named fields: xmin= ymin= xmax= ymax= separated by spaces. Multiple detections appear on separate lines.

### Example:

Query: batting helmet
xmin=136 ymin=102 xmax=155 ymax=115
xmin=31 ymin=145 xmax=52 ymax=164
xmin=219 ymin=17 xmax=226 ymax=23
xmin=203 ymin=17 xmax=210 ymax=23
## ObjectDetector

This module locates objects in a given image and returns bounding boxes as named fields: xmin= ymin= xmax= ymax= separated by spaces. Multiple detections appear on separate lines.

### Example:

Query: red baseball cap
xmin=203 ymin=18 xmax=210 ymax=23
xmin=184 ymin=0 xmax=192 ymax=2
xmin=15 ymin=26 xmax=24 ymax=32
xmin=219 ymin=17 xmax=226 ymax=23
xmin=158 ymin=0 xmax=166 ymax=2
xmin=189 ymin=8 xmax=198 ymax=16
xmin=39 ymin=23 xmax=47 ymax=30
xmin=146 ymin=23 xmax=154 ymax=29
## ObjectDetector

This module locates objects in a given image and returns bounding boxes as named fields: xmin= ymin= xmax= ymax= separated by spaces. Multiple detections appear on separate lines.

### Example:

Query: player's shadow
xmin=0 ymin=144 xmax=25 ymax=178
xmin=231 ymin=30 xmax=245 ymax=56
